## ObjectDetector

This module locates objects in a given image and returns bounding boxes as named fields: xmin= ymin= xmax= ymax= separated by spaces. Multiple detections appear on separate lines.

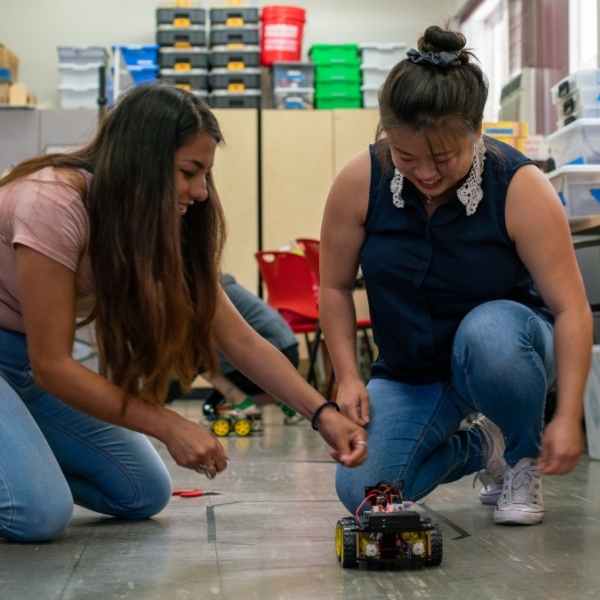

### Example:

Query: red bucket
xmin=260 ymin=5 xmax=306 ymax=66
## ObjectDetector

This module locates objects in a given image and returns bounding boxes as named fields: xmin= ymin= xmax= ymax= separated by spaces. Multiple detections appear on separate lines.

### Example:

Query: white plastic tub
xmin=546 ymin=118 xmax=600 ymax=167
xmin=551 ymin=69 xmax=600 ymax=102
xmin=59 ymin=63 xmax=104 ymax=87
xmin=361 ymin=84 xmax=379 ymax=108
xmin=360 ymin=65 xmax=390 ymax=88
xmin=547 ymin=164 xmax=600 ymax=217
xmin=58 ymin=84 xmax=99 ymax=109
xmin=359 ymin=43 xmax=406 ymax=68
xmin=584 ymin=345 xmax=600 ymax=460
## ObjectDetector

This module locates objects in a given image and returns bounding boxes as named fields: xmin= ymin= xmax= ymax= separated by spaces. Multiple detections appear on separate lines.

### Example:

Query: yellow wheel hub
xmin=335 ymin=522 xmax=343 ymax=560
xmin=234 ymin=419 xmax=252 ymax=437
xmin=212 ymin=419 xmax=230 ymax=437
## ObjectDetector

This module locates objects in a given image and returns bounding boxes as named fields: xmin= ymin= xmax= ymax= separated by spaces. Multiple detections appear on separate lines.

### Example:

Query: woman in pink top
xmin=0 ymin=84 xmax=366 ymax=542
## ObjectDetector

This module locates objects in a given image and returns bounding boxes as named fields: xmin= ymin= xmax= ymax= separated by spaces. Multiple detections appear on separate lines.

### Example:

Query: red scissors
xmin=172 ymin=489 xmax=221 ymax=498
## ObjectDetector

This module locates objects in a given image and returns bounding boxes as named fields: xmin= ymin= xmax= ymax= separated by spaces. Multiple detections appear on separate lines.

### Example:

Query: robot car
xmin=203 ymin=399 xmax=260 ymax=437
xmin=335 ymin=482 xmax=443 ymax=569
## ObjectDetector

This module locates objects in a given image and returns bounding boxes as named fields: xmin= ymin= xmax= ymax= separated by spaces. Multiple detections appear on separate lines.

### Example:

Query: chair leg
xmin=305 ymin=322 xmax=322 ymax=389
xmin=325 ymin=368 xmax=336 ymax=401
xmin=360 ymin=327 xmax=374 ymax=364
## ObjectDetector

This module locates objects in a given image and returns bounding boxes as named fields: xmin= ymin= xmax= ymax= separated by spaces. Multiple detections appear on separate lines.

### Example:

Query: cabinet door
xmin=333 ymin=108 xmax=378 ymax=176
xmin=261 ymin=109 xmax=334 ymax=250
xmin=212 ymin=109 xmax=259 ymax=294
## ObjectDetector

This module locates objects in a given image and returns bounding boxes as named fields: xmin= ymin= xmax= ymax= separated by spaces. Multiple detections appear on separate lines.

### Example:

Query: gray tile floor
xmin=2 ymin=400 xmax=600 ymax=600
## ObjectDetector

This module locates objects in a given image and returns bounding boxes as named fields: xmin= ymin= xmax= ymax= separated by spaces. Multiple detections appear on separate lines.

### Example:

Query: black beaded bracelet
xmin=311 ymin=400 xmax=340 ymax=431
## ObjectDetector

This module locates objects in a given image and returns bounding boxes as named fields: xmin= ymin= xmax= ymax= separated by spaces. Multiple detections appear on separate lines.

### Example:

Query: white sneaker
xmin=473 ymin=417 xmax=506 ymax=505
xmin=494 ymin=458 xmax=545 ymax=526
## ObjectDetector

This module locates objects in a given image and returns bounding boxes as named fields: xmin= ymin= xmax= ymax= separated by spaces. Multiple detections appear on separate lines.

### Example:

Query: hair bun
xmin=419 ymin=25 xmax=466 ymax=54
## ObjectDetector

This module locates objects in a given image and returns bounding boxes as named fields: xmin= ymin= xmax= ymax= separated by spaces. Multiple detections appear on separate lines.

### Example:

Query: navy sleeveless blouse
xmin=360 ymin=136 xmax=553 ymax=384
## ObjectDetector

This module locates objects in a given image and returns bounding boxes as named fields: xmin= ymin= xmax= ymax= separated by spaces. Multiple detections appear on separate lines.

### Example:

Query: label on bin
xmin=175 ymin=42 xmax=192 ymax=48
xmin=227 ymin=62 xmax=245 ymax=70
xmin=227 ymin=43 xmax=245 ymax=49
xmin=177 ymin=83 xmax=192 ymax=91
xmin=175 ymin=63 xmax=192 ymax=71
xmin=228 ymin=83 xmax=245 ymax=91
xmin=173 ymin=18 xmax=191 ymax=27
xmin=226 ymin=17 xmax=244 ymax=26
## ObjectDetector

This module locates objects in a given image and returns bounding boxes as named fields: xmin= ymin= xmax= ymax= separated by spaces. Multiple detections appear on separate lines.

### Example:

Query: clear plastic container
xmin=557 ymin=106 xmax=600 ymax=129
xmin=556 ymin=86 xmax=600 ymax=118
xmin=551 ymin=69 xmax=600 ymax=102
xmin=546 ymin=164 xmax=600 ymax=216
xmin=546 ymin=118 xmax=600 ymax=167
xmin=273 ymin=87 xmax=314 ymax=109
xmin=272 ymin=62 xmax=314 ymax=88
xmin=584 ymin=345 xmax=600 ymax=460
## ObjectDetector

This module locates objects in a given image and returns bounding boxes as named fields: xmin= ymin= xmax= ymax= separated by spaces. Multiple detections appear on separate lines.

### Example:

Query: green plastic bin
xmin=309 ymin=44 xmax=359 ymax=64
xmin=316 ymin=81 xmax=361 ymax=97
xmin=315 ymin=61 xmax=361 ymax=83
xmin=315 ymin=91 xmax=362 ymax=109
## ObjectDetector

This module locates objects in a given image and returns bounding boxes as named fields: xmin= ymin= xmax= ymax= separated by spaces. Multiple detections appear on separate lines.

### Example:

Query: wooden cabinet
xmin=212 ymin=109 xmax=259 ymax=294
xmin=261 ymin=108 xmax=377 ymax=251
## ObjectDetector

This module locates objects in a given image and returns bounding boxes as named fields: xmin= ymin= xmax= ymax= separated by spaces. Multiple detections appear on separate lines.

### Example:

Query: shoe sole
xmin=493 ymin=507 xmax=546 ymax=525
xmin=479 ymin=490 xmax=502 ymax=505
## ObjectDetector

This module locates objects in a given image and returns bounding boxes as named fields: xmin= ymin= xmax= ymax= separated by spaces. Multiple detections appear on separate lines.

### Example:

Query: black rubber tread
xmin=425 ymin=526 xmax=443 ymax=566
xmin=341 ymin=528 xmax=358 ymax=568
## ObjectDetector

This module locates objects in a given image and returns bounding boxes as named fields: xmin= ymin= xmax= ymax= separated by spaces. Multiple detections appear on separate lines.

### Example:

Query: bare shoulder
xmin=326 ymin=148 xmax=372 ymax=223
xmin=506 ymin=163 xmax=569 ymax=241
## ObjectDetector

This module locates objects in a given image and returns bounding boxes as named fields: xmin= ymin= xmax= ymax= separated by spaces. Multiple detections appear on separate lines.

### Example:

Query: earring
xmin=391 ymin=168 xmax=405 ymax=209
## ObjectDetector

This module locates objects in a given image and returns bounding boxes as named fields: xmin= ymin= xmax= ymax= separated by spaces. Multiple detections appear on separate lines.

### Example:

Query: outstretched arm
xmin=319 ymin=149 xmax=372 ymax=426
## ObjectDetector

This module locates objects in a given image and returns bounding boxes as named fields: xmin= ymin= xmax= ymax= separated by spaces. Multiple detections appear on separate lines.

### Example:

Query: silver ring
xmin=356 ymin=440 xmax=368 ymax=448
xmin=196 ymin=464 xmax=212 ymax=479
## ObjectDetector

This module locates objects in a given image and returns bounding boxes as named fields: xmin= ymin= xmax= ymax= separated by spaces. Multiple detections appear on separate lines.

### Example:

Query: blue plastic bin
xmin=128 ymin=65 xmax=159 ymax=85
xmin=113 ymin=45 xmax=159 ymax=67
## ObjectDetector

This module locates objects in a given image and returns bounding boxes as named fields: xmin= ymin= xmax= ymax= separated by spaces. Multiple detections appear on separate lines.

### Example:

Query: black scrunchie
xmin=406 ymin=48 xmax=461 ymax=67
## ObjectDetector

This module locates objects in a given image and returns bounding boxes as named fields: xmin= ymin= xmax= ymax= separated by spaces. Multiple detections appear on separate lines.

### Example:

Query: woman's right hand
xmin=162 ymin=412 xmax=229 ymax=479
xmin=335 ymin=379 xmax=371 ymax=426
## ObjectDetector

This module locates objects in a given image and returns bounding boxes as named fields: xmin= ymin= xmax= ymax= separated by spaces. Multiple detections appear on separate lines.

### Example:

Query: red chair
xmin=295 ymin=238 xmax=375 ymax=399
xmin=255 ymin=250 xmax=323 ymax=388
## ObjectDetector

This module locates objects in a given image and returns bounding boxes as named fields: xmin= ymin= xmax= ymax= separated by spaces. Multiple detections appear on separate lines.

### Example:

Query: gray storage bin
xmin=209 ymin=7 xmax=259 ymax=25
xmin=156 ymin=26 xmax=206 ymax=47
xmin=209 ymin=25 xmax=259 ymax=47
xmin=159 ymin=68 xmax=208 ymax=90
xmin=159 ymin=47 xmax=208 ymax=70
xmin=58 ymin=46 xmax=108 ymax=65
xmin=156 ymin=7 xmax=206 ymax=25
xmin=209 ymin=45 xmax=260 ymax=69
xmin=209 ymin=68 xmax=261 ymax=91
xmin=209 ymin=89 xmax=261 ymax=109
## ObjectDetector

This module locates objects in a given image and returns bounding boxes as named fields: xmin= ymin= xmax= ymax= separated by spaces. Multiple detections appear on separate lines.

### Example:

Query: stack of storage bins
xmin=157 ymin=3 xmax=207 ymax=96
xmin=359 ymin=43 xmax=406 ymax=108
xmin=546 ymin=117 xmax=600 ymax=217
xmin=208 ymin=5 xmax=261 ymax=108
xmin=310 ymin=44 xmax=361 ymax=109
xmin=552 ymin=69 xmax=600 ymax=129
xmin=271 ymin=61 xmax=314 ymax=109
xmin=112 ymin=44 xmax=159 ymax=96
xmin=57 ymin=46 xmax=109 ymax=109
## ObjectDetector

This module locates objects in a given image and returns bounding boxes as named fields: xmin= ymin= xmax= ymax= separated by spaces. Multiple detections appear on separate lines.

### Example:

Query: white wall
xmin=1 ymin=0 xmax=467 ymax=108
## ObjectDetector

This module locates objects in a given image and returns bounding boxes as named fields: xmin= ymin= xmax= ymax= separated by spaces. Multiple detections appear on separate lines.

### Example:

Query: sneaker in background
xmin=276 ymin=401 xmax=303 ymax=425
xmin=494 ymin=458 xmax=545 ymax=525
xmin=473 ymin=416 xmax=506 ymax=505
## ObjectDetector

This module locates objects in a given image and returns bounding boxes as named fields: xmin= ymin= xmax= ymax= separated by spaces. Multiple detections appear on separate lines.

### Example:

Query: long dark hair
xmin=375 ymin=24 xmax=489 ymax=171
xmin=1 ymin=84 xmax=226 ymax=404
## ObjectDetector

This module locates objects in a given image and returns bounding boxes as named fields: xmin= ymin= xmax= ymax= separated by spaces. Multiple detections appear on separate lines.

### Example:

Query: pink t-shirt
xmin=0 ymin=167 xmax=95 ymax=332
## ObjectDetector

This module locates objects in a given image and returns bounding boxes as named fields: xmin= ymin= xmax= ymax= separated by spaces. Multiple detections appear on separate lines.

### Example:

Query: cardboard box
xmin=0 ymin=45 xmax=19 ymax=81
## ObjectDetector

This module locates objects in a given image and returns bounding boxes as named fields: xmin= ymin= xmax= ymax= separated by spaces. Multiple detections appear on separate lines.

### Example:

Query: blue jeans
xmin=336 ymin=300 xmax=556 ymax=513
xmin=0 ymin=327 xmax=172 ymax=542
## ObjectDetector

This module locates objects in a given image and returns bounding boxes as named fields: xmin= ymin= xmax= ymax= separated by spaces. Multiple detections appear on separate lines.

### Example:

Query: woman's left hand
xmin=313 ymin=405 xmax=368 ymax=467
xmin=539 ymin=415 xmax=584 ymax=475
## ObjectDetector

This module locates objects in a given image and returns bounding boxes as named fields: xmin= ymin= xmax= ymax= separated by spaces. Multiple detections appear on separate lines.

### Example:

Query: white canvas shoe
xmin=473 ymin=417 xmax=506 ymax=505
xmin=494 ymin=458 xmax=546 ymax=525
